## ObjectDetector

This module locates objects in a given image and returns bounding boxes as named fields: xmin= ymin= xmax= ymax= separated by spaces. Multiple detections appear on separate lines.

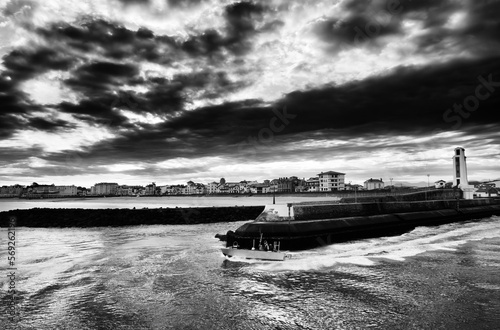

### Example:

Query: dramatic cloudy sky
xmin=1 ymin=0 xmax=499 ymax=187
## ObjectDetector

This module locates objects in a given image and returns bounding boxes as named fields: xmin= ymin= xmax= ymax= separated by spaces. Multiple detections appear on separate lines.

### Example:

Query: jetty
xmin=221 ymin=196 xmax=500 ymax=251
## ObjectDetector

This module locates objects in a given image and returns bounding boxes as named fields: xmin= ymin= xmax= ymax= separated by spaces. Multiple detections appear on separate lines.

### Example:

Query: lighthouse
xmin=452 ymin=147 xmax=475 ymax=199
xmin=453 ymin=147 xmax=468 ymax=186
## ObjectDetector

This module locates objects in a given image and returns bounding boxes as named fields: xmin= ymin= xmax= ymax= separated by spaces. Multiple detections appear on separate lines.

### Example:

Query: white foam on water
xmin=251 ymin=216 xmax=500 ymax=272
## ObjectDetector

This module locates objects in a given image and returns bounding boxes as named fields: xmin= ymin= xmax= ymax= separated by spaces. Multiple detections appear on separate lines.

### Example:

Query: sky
xmin=0 ymin=0 xmax=499 ymax=188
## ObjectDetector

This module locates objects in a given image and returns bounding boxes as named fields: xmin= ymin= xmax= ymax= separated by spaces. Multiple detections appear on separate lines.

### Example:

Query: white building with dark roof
xmin=364 ymin=178 xmax=384 ymax=190
xmin=434 ymin=180 xmax=447 ymax=189
xmin=318 ymin=171 xmax=345 ymax=191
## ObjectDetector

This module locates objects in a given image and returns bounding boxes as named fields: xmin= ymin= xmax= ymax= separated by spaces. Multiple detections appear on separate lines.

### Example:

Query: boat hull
xmin=221 ymin=247 xmax=288 ymax=261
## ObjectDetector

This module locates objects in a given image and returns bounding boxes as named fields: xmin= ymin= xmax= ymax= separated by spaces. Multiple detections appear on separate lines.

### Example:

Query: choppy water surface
xmin=1 ymin=217 xmax=500 ymax=329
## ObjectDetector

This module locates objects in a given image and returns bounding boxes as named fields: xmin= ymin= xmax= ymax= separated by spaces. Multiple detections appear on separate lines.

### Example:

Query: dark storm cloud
xmin=314 ymin=15 xmax=400 ymax=51
xmin=35 ymin=3 xmax=273 ymax=63
xmin=0 ymin=74 xmax=26 ymax=114
xmin=0 ymin=146 xmax=45 ymax=171
xmin=0 ymin=71 xmax=75 ymax=138
xmin=181 ymin=1 xmax=272 ymax=56
xmin=35 ymin=19 xmax=179 ymax=64
xmin=0 ymin=74 xmax=29 ymax=138
xmin=116 ymin=0 xmax=150 ymax=5
xmin=42 ymin=55 xmax=500 ymax=167
xmin=58 ymin=96 xmax=131 ymax=128
xmin=0 ymin=45 xmax=77 ymax=137
xmin=275 ymin=56 xmax=500 ymax=136
xmin=57 ymin=68 xmax=247 ymax=129
xmin=400 ymin=0 xmax=500 ymax=55
xmin=1 ymin=57 xmax=141 ymax=135
xmin=139 ymin=70 xmax=247 ymax=114
xmin=312 ymin=0 xmax=404 ymax=51
xmin=2 ymin=46 xmax=75 ymax=83
xmin=313 ymin=0 xmax=500 ymax=55
xmin=64 ymin=61 xmax=140 ymax=95
xmin=28 ymin=117 xmax=76 ymax=131
xmin=167 ymin=0 xmax=202 ymax=8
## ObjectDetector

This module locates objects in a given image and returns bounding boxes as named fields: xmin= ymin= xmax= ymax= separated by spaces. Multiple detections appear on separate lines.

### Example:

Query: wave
xmin=249 ymin=216 xmax=500 ymax=272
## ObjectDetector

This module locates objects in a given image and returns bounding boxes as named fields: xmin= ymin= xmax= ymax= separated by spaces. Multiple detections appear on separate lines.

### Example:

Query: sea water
xmin=1 ymin=214 xmax=499 ymax=329
xmin=0 ymin=195 xmax=340 ymax=212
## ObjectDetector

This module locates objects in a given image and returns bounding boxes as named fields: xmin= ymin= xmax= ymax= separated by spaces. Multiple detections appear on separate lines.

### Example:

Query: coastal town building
xmin=345 ymin=183 xmax=363 ymax=191
xmin=434 ymin=180 xmax=447 ymax=189
xmin=318 ymin=171 xmax=346 ymax=191
xmin=249 ymin=183 xmax=271 ymax=194
xmin=26 ymin=184 xmax=78 ymax=196
xmin=474 ymin=187 xmax=499 ymax=198
xmin=277 ymin=177 xmax=295 ymax=193
xmin=206 ymin=182 xmax=219 ymax=194
xmin=91 ymin=183 xmax=118 ymax=195
xmin=364 ymin=178 xmax=384 ymax=190
xmin=0 ymin=184 xmax=24 ymax=197
xmin=304 ymin=177 xmax=320 ymax=192
xmin=162 ymin=185 xmax=186 ymax=195
xmin=144 ymin=182 xmax=157 ymax=196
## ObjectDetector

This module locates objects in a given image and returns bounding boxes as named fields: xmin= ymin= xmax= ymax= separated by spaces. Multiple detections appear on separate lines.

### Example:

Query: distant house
xmin=364 ymin=178 xmax=384 ymax=190
xmin=206 ymin=182 xmax=219 ymax=194
xmin=144 ymin=182 xmax=157 ymax=196
xmin=434 ymin=180 xmax=446 ymax=189
xmin=305 ymin=177 xmax=320 ymax=192
xmin=0 ymin=185 xmax=24 ymax=197
xmin=276 ymin=177 xmax=294 ymax=193
xmin=345 ymin=183 xmax=363 ymax=191
xmin=249 ymin=183 xmax=270 ymax=194
xmin=92 ymin=183 xmax=118 ymax=196
xmin=318 ymin=171 xmax=346 ymax=191
xmin=474 ymin=187 xmax=498 ymax=198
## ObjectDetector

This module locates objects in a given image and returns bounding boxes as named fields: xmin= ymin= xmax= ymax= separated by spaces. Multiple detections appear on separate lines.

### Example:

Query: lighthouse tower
xmin=453 ymin=147 xmax=468 ymax=186
xmin=452 ymin=147 xmax=475 ymax=199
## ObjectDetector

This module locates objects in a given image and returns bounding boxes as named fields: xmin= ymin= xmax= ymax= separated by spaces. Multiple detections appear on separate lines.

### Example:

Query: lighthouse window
xmin=456 ymin=149 xmax=460 ymax=155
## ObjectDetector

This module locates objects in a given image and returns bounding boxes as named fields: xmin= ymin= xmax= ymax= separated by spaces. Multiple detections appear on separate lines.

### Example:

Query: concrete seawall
xmin=293 ymin=199 xmax=495 ymax=221
xmin=225 ymin=199 xmax=500 ymax=250
xmin=0 ymin=206 xmax=265 ymax=227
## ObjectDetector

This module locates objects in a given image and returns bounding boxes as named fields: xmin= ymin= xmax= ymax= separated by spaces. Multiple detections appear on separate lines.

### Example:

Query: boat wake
xmin=249 ymin=216 xmax=500 ymax=272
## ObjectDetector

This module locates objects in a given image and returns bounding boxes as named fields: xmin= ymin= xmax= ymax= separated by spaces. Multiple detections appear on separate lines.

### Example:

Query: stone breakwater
xmin=0 ymin=206 xmax=265 ymax=227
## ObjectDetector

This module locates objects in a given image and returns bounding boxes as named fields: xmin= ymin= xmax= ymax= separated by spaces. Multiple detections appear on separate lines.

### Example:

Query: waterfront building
xmin=318 ymin=171 xmax=346 ymax=191
xmin=92 ymin=183 xmax=118 ymax=195
xmin=277 ymin=177 xmax=295 ymax=193
xmin=364 ymin=178 xmax=384 ymax=190
xmin=345 ymin=183 xmax=363 ymax=191
xmin=55 ymin=185 xmax=78 ymax=196
xmin=185 ymin=181 xmax=205 ymax=194
xmin=434 ymin=180 xmax=447 ymax=189
xmin=206 ymin=182 xmax=219 ymax=194
xmin=305 ymin=177 xmax=320 ymax=192
xmin=28 ymin=184 xmax=78 ymax=196
xmin=239 ymin=181 xmax=251 ymax=193
xmin=144 ymin=182 xmax=157 ymax=196
xmin=249 ymin=183 xmax=270 ymax=194
xmin=162 ymin=185 xmax=186 ymax=195
xmin=474 ymin=187 xmax=498 ymax=198
xmin=0 ymin=184 xmax=24 ymax=197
